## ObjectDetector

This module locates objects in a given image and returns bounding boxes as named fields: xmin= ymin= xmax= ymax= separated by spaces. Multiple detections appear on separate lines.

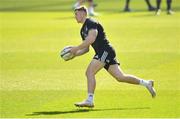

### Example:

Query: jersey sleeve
xmin=87 ymin=20 xmax=97 ymax=31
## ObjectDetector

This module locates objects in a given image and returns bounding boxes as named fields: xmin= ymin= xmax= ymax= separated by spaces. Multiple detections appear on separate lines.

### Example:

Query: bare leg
xmin=74 ymin=59 xmax=105 ymax=108
xmin=107 ymin=64 xmax=156 ymax=97
xmin=86 ymin=59 xmax=105 ymax=93
xmin=108 ymin=64 xmax=140 ymax=84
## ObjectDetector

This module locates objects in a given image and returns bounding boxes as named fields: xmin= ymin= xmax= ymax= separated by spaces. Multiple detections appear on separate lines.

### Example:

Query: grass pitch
xmin=0 ymin=0 xmax=180 ymax=118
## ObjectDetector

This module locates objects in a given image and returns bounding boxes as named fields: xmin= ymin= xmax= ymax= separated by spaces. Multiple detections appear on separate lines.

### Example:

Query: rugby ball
xmin=60 ymin=46 xmax=74 ymax=61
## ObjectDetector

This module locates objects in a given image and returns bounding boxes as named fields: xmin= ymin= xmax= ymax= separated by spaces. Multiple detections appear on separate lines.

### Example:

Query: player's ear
xmin=83 ymin=11 xmax=87 ymax=16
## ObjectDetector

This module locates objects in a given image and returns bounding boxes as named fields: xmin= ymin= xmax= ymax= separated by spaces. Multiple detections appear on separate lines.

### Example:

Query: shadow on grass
xmin=26 ymin=107 xmax=150 ymax=116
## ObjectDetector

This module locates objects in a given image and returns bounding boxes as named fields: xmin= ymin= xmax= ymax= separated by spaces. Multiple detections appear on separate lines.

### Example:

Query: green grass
xmin=1 ymin=90 xmax=179 ymax=118
xmin=0 ymin=0 xmax=180 ymax=118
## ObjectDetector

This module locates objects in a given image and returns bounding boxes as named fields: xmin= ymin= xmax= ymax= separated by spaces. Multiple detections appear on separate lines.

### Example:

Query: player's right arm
xmin=70 ymin=29 xmax=97 ymax=55
xmin=74 ymin=46 xmax=89 ymax=56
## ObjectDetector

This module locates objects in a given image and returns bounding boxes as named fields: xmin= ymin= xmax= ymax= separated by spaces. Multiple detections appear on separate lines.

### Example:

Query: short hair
xmin=74 ymin=6 xmax=87 ymax=14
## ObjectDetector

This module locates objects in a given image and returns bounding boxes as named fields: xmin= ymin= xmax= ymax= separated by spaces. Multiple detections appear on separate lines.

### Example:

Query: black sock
xmin=145 ymin=0 xmax=152 ymax=8
xmin=125 ymin=0 xmax=130 ymax=9
xmin=156 ymin=0 xmax=161 ymax=10
xmin=167 ymin=0 xmax=172 ymax=10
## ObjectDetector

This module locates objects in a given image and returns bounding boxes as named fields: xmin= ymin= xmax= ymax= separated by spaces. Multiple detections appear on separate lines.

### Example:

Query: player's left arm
xmin=70 ymin=29 xmax=98 ymax=55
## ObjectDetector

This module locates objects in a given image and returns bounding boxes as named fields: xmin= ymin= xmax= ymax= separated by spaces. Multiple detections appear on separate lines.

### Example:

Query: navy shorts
xmin=93 ymin=47 xmax=120 ymax=70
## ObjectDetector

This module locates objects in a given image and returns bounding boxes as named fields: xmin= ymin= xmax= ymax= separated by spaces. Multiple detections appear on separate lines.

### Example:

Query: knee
xmin=85 ymin=69 xmax=95 ymax=78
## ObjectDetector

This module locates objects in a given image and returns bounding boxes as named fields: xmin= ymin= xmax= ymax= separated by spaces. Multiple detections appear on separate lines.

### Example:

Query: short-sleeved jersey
xmin=80 ymin=18 xmax=112 ymax=54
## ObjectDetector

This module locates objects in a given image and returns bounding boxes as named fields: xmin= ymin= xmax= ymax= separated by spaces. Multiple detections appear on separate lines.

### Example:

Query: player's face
xmin=75 ymin=11 xmax=85 ymax=23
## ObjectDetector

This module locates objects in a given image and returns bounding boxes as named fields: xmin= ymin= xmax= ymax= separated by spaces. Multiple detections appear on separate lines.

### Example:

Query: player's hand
xmin=70 ymin=46 xmax=79 ymax=56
